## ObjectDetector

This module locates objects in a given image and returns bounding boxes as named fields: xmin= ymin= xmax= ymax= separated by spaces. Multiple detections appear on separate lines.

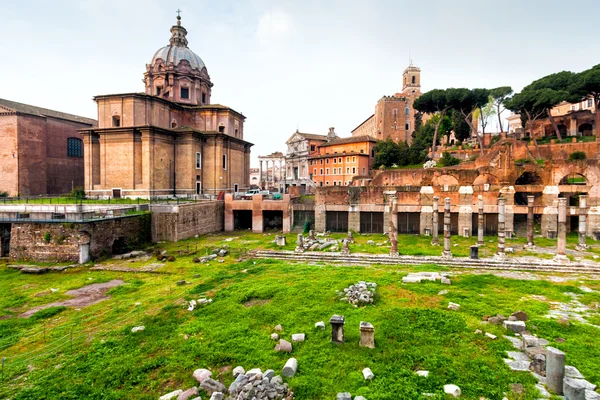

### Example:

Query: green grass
xmin=0 ymin=233 xmax=599 ymax=399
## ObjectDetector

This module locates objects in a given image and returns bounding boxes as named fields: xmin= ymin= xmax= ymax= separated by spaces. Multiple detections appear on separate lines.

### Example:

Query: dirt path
xmin=19 ymin=280 xmax=124 ymax=318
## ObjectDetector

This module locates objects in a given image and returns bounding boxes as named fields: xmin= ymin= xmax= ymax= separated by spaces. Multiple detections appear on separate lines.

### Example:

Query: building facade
xmin=507 ymin=98 xmax=597 ymax=137
xmin=352 ymin=64 xmax=422 ymax=144
xmin=80 ymin=16 xmax=252 ymax=198
xmin=309 ymin=135 xmax=377 ymax=187
xmin=284 ymin=129 xmax=330 ymax=193
xmin=258 ymin=151 xmax=285 ymax=192
xmin=0 ymin=98 xmax=96 ymax=196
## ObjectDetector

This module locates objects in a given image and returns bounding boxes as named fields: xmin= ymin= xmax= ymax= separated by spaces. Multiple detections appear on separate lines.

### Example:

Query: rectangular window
xmin=352 ymin=167 xmax=356 ymax=174
xmin=326 ymin=181 xmax=329 ymax=186
xmin=588 ymin=99 xmax=593 ymax=108
xmin=333 ymin=181 xmax=337 ymax=186
xmin=393 ymin=108 xmax=398 ymax=118
xmin=320 ymin=168 xmax=323 ymax=175
xmin=326 ymin=168 xmax=330 ymax=175
xmin=352 ymin=156 xmax=356 ymax=162
xmin=202 ymin=92 xmax=206 ymax=103
xmin=310 ymin=145 xmax=316 ymax=151
xmin=196 ymin=152 xmax=201 ymax=169
xmin=218 ymin=126 xmax=225 ymax=133
xmin=346 ymin=167 xmax=350 ymax=174
xmin=181 ymin=87 xmax=189 ymax=99
xmin=339 ymin=157 xmax=342 ymax=163
xmin=223 ymin=154 xmax=227 ymax=170
xmin=346 ymin=157 xmax=350 ymax=162
xmin=326 ymin=158 xmax=329 ymax=164
xmin=362 ymin=167 xmax=366 ymax=174
xmin=67 ymin=137 xmax=83 ymax=158
xmin=338 ymin=181 xmax=342 ymax=186
xmin=405 ymin=122 xmax=410 ymax=131
xmin=319 ymin=182 xmax=323 ymax=187
xmin=112 ymin=116 xmax=120 ymax=127
xmin=156 ymin=87 xmax=162 ymax=96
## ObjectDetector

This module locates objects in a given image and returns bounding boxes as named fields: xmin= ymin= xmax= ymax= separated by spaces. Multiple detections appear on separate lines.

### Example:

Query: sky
xmin=1 ymin=0 xmax=599 ymax=167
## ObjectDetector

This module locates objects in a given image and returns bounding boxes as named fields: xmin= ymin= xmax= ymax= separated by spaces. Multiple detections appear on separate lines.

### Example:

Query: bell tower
xmin=402 ymin=63 xmax=421 ymax=94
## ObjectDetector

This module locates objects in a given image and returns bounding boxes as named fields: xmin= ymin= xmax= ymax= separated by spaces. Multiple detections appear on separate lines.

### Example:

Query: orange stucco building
xmin=81 ymin=16 xmax=252 ymax=198
xmin=309 ymin=135 xmax=377 ymax=187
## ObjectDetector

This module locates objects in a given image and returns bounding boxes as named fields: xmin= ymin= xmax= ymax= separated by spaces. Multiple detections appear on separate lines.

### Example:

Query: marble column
xmin=526 ymin=195 xmax=535 ymax=248
xmin=389 ymin=198 xmax=399 ymax=256
xmin=259 ymin=160 xmax=263 ymax=188
xmin=432 ymin=196 xmax=439 ymax=245
xmin=557 ymin=197 xmax=567 ymax=258
xmin=442 ymin=197 xmax=452 ymax=258
xmin=497 ymin=197 xmax=506 ymax=258
xmin=477 ymin=195 xmax=484 ymax=245
xmin=577 ymin=195 xmax=588 ymax=250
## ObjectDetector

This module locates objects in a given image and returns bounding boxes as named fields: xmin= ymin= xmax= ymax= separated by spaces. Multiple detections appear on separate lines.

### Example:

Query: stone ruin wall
xmin=9 ymin=214 xmax=151 ymax=263
xmin=151 ymin=201 xmax=224 ymax=242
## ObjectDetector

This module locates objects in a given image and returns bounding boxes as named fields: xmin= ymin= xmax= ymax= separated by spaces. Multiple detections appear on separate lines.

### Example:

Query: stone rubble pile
xmin=336 ymin=282 xmax=377 ymax=306
xmin=494 ymin=310 xmax=599 ymax=399
xmin=226 ymin=366 xmax=293 ymax=400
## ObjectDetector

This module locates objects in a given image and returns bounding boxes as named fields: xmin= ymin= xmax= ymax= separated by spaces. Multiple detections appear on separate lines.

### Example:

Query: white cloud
xmin=256 ymin=10 xmax=293 ymax=44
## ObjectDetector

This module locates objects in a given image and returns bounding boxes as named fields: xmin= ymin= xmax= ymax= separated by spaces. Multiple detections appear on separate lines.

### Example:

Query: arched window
xmin=67 ymin=137 xmax=83 ymax=158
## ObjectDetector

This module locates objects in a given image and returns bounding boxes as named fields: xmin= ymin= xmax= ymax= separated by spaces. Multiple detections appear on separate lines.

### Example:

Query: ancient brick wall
xmin=0 ymin=114 xmax=18 ymax=196
xmin=151 ymin=201 xmax=224 ymax=242
xmin=9 ymin=214 xmax=151 ymax=263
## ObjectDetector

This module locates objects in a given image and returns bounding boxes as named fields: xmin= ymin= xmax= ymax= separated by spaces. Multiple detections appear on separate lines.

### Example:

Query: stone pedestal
xmin=442 ymin=198 xmax=452 ymax=258
xmin=295 ymin=234 xmax=304 ymax=253
xmin=526 ymin=195 xmax=535 ymax=248
xmin=541 ymin=186 xmax=559 ymax=238
xmin=341 ymin=239 xmax=350 ymax=255
xmin=432 ymin=196 xmax=439 ymax=245
xmin=389 ymin=198 xmax=399 ymax=256
xmin=330 ymin=315 xmax=345 ymax=343
xmin=359 ymin=321 xmax=375 ymax=349
xmin=477 ymin=195 xmax=484 ymax=245
xmin=276 ymin=236 xmax=287 ymax=246
xmin=577 ymin=195 xmax=588 ymax=250
xmin=348 ymin=206 xmax=360 ymax=233
xmin=546 ymin=346 xmax=565 ymax=395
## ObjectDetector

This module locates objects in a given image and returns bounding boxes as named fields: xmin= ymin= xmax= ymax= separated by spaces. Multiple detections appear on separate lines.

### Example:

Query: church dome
xmin=151 ymin=45 xmax=205 ymax=71
xmin=149 ymin=15 xmax=206 ymax=72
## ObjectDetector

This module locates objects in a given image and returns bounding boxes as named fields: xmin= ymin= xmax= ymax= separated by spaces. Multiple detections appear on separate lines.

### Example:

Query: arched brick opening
xmin=579 ymin=123 xmax=594 ymax=136
xmin=515 ymin=172 xmax=542 ymax=185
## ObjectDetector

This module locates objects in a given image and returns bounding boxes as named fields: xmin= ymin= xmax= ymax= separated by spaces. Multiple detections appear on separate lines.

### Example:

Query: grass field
xmin=1 ymin=232 xmax=599 ymax=399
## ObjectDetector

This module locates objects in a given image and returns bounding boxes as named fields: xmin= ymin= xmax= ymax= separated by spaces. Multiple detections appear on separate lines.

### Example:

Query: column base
xmin=553 ymin=254 xmax=570 ymax=263
xmin=524 ymin=243 xmax=535 ymax=250
xmin=431 ymin=240 xmax=439 ymax=246
xmin=389 ymin=251 xmax=399 ymax=257
xmin=493 ymin=253 xmax=508 ymax=261
xmin=442 ymin=251 xmax=453 ymax=259
xmin=477 ymin=241 xmax=485 ymax=246
xmin=294 ymin=247 xmax=304 ymax=253
xmin=575 ymin=244 xmax=588 ymax=251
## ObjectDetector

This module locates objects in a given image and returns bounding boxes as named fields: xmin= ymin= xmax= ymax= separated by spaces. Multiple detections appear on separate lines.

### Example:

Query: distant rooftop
xmin=0 ymin=98 xmax=97 ymax=126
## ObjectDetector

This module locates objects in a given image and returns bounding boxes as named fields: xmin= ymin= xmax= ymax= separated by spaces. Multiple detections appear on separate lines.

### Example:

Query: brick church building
xmin=81 ymin=15 xmax=253 ymax=198
xmin=0 ymin=98 xmax=96 ymax=196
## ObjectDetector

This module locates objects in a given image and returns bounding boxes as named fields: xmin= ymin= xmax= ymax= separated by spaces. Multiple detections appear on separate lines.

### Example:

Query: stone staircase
xmin=253 ymin=250 xmax=600 ymax=274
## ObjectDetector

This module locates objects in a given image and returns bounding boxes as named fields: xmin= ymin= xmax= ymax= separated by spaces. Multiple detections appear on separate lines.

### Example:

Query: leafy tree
xmin=474 ymin=96 xmax=497 ymax=135
xmin=490 ymin=86 xmax=513 ymax=133
xmin=569 ymin=151 xmax=586 ymax=161
xmin=438 ymin=152 xmax=460 ymax=167
xmin=448 ymin=109 xmax=470 ymax=142
xmin=413 ymin=89 xmax=450 ymax=158
xmin=571 ymin=64 xmax=600 ymax=138
xmin=524 ymin=71 xmax=578 ymax=140
xmin=446 ymin=88 xmax=490 ymax=155
xmin=372 ymin=139 xmax=402 ymax=169
xmin=505 ymin=90 xmax=549 ymax=159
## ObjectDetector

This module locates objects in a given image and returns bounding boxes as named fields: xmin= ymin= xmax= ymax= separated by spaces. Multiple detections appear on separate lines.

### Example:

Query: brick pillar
xmin=458 ymin=186 xmax=473 ymax=237
xmin=541 ymin=186 xmax=559 ymax=238
xmin=420 ymin=186 xmax=434 ymax=236
xmin=348 ymin=205 xmax=360 ymax=233
xmin=282 ymin=194 xmax=291 ymax=233
xmin=315 ymin=204 xmax=326 ymax=232
xmin=252 ymin=194 xmax=263 ymax=233
xmin=224 ymin=193 xmax=234 ymax=231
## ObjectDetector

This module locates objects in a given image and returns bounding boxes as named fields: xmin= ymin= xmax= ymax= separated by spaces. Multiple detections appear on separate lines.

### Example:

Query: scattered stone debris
xmin=291 ymin=334 xmax=305 ymax=342
xmin=416 ymin=370 xmax=429 ymax=377
xmin=9 ymin=264 xmax=78 ymax=274
xmin=274 ymin=324 xmax=283 ymax=332
xmin=315 ymin=321 xmax=325 ymax=329
xmin=282 ymin=358 xmax=297 ymax=378
xmin=503 ymin=320 xmax=526 ymax=333
xmin=402 ymin=272 xmax=450 ymax=284
xmin=443 ymin=384 xmax=461 ymax=398
xmin=485 ymin=332 xmax=497 ymax=340
xmin=274 ymin=339 xmax=292 ymax=353
xmin=271 ymin=333 xmax=279 ymax=340
xmin=337 ymin=281 xmax=376 ymax=306
xmin=336 ymin=393 xmax=352 ymax=400
xmin=448 ymin=302 xmax=460 ymax=311
xmin=131 ymin=326 xmax=145 ymax=333
xmin=362 ymin=367 xmax=374 ymax=380
xmin=159 ymin=389 xmax=182 ymax=400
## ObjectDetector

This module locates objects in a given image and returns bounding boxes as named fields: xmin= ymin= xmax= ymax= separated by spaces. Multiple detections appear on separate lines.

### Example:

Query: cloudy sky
xmin=1 ymin=0 xmax=598 ymax=166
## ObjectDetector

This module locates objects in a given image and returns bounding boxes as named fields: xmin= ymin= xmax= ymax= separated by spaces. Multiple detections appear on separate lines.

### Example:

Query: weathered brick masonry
xmin=151 ymin=201 xmax=224 ymax=242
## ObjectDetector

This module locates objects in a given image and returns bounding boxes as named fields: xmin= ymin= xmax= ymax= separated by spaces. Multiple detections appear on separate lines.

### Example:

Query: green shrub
xmin=569 ymin=151 xmax=587 ymax=161
xmin=0 ymin=191 xmax=8 ymax=198
xmin=438 ymin=152 xmax=460 ymax=167
xmin=43 ymin=232 xmax=51 ymax=243
xmin=70 ymin=187 xmax=86 ymax=200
